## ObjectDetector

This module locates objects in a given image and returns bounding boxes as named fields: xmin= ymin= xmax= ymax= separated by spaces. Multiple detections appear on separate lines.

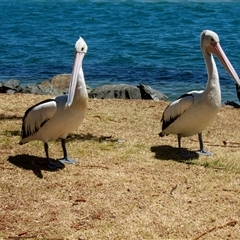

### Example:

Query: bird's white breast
xmin=24 ymin=95 xmax=87 ymax=143
xmin=165 ymin=98 xmax=220 ymax=137
xmin=41 ymin=104 xmax=86 ymax=141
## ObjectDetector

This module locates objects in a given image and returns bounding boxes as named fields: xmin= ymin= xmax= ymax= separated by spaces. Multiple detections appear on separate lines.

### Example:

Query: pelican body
xmin=159 ymin=30 xmax=240 ymax=156
xmin=19 ymin=37 xmax=88 ymax=169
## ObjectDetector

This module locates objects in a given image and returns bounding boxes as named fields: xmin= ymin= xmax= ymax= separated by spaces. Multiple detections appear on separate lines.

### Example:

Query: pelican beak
xmin=66 ymin=51 xmax=85 ymax=107
xmin=207 ymin=43 xmax=240 ymax=86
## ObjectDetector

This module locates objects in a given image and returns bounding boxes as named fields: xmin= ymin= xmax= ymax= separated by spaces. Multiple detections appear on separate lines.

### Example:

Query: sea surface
xmin=1 ymin=1 xmax=240 ymax=102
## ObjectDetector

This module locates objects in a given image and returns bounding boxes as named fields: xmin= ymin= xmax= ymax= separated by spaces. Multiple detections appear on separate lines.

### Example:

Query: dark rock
xmin=137 ymin=84 xmax=168 ymax=101
xmin=89 ymin=84 xmax=141 ymax=99
xmin=39 ymin=80 xmax=64 ymax=95
xmin=22 ymin=81 xmax=63 ymax=96
xmin=236 ymin=83 xmax=240 ymax=102
xmin=4 ymin=79 xmax=21 ymax=89
xmin=21 ymin=74 xmax=92 ymax=96
xmin=1 ymin=79 xmax=22 ymax=93
xmin=22 ymin=83 xmax=45 ymax=95
xmin=0 ymin=81 xmax=3 ymax=93
xmin=0 ymin=75 xmax=166 ymax=101
xmin=224 ymin=100 xmax=240 ymax=108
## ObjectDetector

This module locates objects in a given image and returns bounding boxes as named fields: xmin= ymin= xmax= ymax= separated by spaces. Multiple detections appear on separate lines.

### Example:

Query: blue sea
xmin=1 ymin=1 xmax=240 ymax=102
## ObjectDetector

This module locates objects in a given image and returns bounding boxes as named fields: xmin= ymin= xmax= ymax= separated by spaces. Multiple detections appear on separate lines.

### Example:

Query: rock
xmin=137 ymin=84 xmax=168 ymax=101
xmin=0 ymin=76 xmax=167 ymax=101
xmin=21 ymin=74 xmax=92 ymax=96
xmin=1 ymin=79 xmax=22 ymax=93
xmin=0 ymin=82 xmax=3 ymax=93
xmin=6 ymin=90 xmax=16 ymax=94
xmin=89 ymin=84 xmax=141 ymax=99
xmin=51 ymin=74 xmax=71 ymax=94
xmin=49 ymin=74 xmax=92 ymax=94
xmin=39 ymin=80 xmax=64 ymax=95
xmin=236 ymin=83 xmax=240 ymax=102
xmin=4 ymin=79 xmax=21 ymax=89
xmin=224 ymin=100 xmax=240 ymax=108
xmin=22 ymin=83 xmax=45 ymax=95
xmin=22 ymin=80 xmax=65 ymax=96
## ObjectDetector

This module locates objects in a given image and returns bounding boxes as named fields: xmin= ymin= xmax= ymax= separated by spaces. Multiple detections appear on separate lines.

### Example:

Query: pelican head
xmin=201 ymin=30 xmax=219 ymax=51
xmin=201 ymin=30 xmax=240 ymax=85
xmin=67 ymin=37 xmax=88 ymax=107
xmin=75 ymin=37 xmax=88 ymax=53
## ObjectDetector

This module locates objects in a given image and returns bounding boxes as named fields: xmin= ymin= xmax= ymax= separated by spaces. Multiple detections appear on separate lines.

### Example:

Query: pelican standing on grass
xmin=159 ymin=30 xmax=240 ymax=156
xmin=19 ymin=37 xmax=88 ymax=169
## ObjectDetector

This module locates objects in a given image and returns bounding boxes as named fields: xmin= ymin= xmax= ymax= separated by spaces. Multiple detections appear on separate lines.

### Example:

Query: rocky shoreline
xmin=1 ymin=74 xmax=240 ymax=108
xmin=0 ymin=74 xmax=168 ymax=101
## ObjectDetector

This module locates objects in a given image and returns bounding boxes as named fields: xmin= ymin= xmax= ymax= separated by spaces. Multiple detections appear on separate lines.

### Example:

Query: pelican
xmin=19 ymin=37 xmax=88 ymax=169
xmin=159 ymin=30 xmax=240 ymax=156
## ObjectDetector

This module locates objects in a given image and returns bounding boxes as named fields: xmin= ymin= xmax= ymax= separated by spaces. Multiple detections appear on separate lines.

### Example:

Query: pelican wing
xmin=21 ymin=99 xmax=57 ymax=139
xmin=161 ymin=94 xmax=194 ymax=130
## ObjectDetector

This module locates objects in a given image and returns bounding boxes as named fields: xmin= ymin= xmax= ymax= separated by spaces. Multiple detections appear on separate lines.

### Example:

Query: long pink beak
xmin=207 ymin=43 xmax=240 ymax=85
xmin=66 ymin=51 xmax=85 ymax=107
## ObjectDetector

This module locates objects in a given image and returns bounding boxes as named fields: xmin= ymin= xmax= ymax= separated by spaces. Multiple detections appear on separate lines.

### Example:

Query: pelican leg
xmin=178 ymin=134 xmax=187 ymax=156
xmin=58 ymin=139 xmax=78 ymax=164
xmin=44 ymin=143 xmax=64 ymax=170
xmin=178 ymin=134 xmax=193 ymax=158
xmin=196 ymin=133 xmax=213 ymax=156
xmin=178 ymin=134 xmax=182 ymax=152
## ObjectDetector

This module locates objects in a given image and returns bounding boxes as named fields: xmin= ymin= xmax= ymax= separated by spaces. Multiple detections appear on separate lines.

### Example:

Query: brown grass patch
xmin=0 ymin=94 xmax=239 ymax=239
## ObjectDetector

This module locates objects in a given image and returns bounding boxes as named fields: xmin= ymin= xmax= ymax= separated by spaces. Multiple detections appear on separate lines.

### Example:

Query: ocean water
xmin=1 ymin=1 xmax=240 ymax=102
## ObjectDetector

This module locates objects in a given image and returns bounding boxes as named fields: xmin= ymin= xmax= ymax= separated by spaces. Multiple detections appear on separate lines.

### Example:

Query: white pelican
xmin=19 ymin=37 xmax=88 ymax=169
xmin=159 ymin=30 xmax=240 ymax=156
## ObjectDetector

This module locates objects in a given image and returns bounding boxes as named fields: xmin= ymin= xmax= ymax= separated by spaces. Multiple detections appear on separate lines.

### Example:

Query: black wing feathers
xmin=161 ymin=93 xmax=193 ymax=131
xmin=21 ymin=99 xmax=55 ymax=139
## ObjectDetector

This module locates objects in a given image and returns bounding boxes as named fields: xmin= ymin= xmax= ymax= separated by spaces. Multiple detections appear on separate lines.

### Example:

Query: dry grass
xmin=0 ymin=93 xmax=239 ymax=240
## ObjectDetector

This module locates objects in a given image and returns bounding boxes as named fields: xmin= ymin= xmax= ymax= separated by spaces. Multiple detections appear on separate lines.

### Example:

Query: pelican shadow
xmin=150 ymin=145 xmax=199 ymax=162
xmin=8 ymin=154 xmax=64 ymax=179
xmin=7 ymin=133 xmax=119 ymax=178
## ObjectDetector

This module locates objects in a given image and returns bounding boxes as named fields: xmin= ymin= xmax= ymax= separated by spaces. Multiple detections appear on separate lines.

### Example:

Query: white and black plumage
xmin=19 ymin=37 xmax=88 ymax=169
xmin=159 ymin=30 xmax=240 ymax=156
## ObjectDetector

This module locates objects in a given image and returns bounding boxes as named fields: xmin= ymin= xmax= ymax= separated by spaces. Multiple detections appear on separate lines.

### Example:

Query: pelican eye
xmin=81 ymin=47 xmax=84 ymax=51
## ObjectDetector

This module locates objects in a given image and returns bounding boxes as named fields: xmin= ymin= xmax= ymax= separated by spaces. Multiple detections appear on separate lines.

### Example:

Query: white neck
xmin=73 ymin=68 xmax=88 ymax=106
xmin=203 ymin=50 xmax=221 ymax=106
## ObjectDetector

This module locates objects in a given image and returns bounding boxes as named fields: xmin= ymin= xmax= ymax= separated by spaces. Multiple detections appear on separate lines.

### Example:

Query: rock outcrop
xmin=0 ymin=74 xmax=168 ymax=101
xmin=88 ymin=84 xmax=142 ymax=100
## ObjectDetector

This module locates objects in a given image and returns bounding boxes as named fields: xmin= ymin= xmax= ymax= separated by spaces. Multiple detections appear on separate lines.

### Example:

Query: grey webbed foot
xmin=196 ymin=150 xmax=213 ymax=156
xmin=197 ymin=133 xmax=213 ymax=156
xmin=59 ymin=158 xmax=78 ymax=164
xmin=59 ymin=139 xmax=78 ymax=165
